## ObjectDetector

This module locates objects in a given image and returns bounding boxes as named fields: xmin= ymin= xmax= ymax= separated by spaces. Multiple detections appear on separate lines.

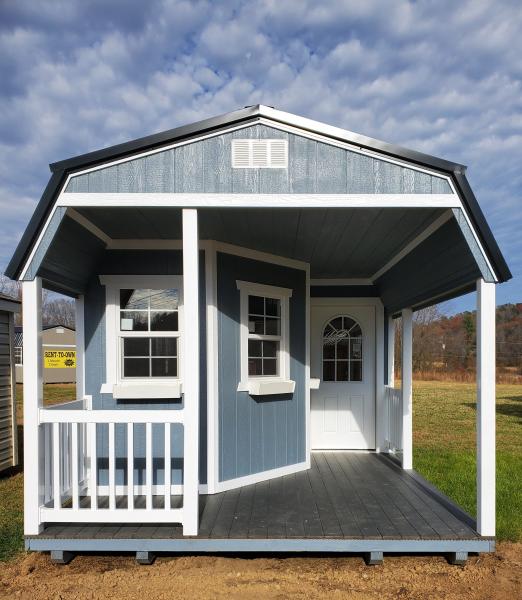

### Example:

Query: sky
xmin=0 ymin=0 xmax=520 ymax=314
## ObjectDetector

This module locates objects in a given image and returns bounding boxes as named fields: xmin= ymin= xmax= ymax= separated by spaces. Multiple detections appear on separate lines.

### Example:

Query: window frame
xmin=100 ymin=275 xmax=184 ymax=388
xmin=14 ymin=346 xmax=23 ymax=365
xmin=236 ymin=280 xmax=292 ymax=391
xmin=321 ymin=314 xmax=363 ymax=383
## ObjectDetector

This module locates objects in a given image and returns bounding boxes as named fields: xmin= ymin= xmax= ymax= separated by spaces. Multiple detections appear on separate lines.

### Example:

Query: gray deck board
xmin=30 ymin=453 xmax=482 ymax=543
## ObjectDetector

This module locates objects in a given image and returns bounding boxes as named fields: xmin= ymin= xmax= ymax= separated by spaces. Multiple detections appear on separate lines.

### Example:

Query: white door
xmin=311 ymin=303 xmax=376 ymax=449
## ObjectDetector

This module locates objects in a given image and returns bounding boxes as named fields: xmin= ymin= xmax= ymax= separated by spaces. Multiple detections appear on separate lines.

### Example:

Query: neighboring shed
xmin=0 ymin=292 xmax=21 ymax=472
xmin=15 ymin=324 xmax=76 ymax=384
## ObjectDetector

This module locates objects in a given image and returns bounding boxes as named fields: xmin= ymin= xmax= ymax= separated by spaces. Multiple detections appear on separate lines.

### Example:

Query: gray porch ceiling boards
xmin=73 ymin=206 xmax=446 ymax=278
xmin=32 ymin=205 xmax=483 ymax=312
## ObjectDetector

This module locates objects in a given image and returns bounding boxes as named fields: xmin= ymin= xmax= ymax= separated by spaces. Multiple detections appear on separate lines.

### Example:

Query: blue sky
xmin=0 ymin=0 xmax=520 ymax=314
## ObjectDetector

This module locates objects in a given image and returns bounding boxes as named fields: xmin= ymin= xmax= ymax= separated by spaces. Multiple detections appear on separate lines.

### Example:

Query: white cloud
xmin=0 ymin=0 xmax=521 ymax=301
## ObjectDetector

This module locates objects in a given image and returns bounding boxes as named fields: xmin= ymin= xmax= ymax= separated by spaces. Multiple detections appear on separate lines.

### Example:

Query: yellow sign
xmin=44 ymin=350 xmax=76 ymax=369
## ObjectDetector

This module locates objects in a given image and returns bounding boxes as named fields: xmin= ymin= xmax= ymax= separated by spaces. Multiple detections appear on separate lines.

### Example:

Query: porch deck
xmin=26 ymin=453 xmax=493 ymax=557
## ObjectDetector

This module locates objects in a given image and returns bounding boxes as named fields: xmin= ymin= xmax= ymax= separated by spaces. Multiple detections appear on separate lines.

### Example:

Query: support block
xmin=50 ymin=550 xmax=74 ymax=565
xmin=364 ymin=551 xmax=383 ymax=566
xmin=447 ymin=551 xmax=468 ymax=566
xmin=136 ymin=551 xmax=156 ymax=565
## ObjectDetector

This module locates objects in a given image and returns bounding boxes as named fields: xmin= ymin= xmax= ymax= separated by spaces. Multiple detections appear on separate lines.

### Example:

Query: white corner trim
xmin=67 ymin=208 xmax=111 ymax=245
xmin=236 ymin=279 xmax=293 ymax=298
xmin=371 ymin=210 xmax=453 ymax=281
xmin=205 ymin=242 xmax=219 ymax=494
xmin=237 ymin=378 xmax=295 ymax=395
xmin=215 ymin=461 xmax=309 ymax=493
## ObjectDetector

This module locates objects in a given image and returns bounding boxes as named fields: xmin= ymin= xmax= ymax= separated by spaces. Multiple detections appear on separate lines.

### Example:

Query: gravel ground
xmin=0 ymin=543 xmax=520 ymax=599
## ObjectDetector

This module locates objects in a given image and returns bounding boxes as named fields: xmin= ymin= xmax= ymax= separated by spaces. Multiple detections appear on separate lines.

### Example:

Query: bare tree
xmin=0 ymin=274 xmax=74 ymax=327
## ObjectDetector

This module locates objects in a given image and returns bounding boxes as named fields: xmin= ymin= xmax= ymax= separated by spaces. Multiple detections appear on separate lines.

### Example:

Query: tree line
xmin=395 ymin=303 xmax=522 ymax=382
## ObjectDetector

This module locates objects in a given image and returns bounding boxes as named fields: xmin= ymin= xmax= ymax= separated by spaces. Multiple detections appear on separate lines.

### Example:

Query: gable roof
xmin=5 ymin=105 xmax=511 ymax=282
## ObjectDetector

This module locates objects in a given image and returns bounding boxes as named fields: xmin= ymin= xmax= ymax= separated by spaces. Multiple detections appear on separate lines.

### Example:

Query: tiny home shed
xmin=6 ymin=106 xmax=511 ymax=565
xmin=0 ymin=293 xmax=20 ymax=473
xmin=15 ymin=324 xmax=76 ymax=384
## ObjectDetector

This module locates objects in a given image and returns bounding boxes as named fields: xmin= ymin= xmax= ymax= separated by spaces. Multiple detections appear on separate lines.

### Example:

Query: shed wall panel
xmin=216 ymin=252 xmax=306 ymax=482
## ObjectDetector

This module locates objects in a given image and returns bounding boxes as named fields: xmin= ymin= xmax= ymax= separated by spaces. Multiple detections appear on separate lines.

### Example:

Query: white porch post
xmin=387 ymin=315 xmax=395 ymax=387
xmin=401 ymin=308 xmax=413 ymax=470
xmin=23 ymin=278 xmax=43 ymax=535
xmin=477 ymin=278 xmax=496 ymax=536
xmin=182 ymin=209 xmax=200 ymax=536
xmin=75 ymin=296 xmax=85 ymax=403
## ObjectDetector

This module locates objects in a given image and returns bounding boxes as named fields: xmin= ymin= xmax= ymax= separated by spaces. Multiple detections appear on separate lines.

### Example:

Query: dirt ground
xmin=0 ymin=543 xmax=520 ymax=600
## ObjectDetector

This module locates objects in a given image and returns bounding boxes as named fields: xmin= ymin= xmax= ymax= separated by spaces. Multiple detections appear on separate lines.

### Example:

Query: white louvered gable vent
xmin=232 ymin=139 xmax=288 ymax=168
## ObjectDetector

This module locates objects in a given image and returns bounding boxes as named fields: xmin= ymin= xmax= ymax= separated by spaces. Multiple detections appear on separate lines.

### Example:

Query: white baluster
xmin=71 ymin=422 xmax=79 ymax=510
xmin=146 ymin=423 xmax=152 ymax=510
xmin=127 ymin=423 xmax=134 ymax=510
xmin=52 ymin=422 xmax=60 ymax=509
xmin=109 ymin=422 xmax=116 ymax=510
xmin=164 ymin=423 xmax=171 ymax=510
xmin=90 ymin=422 xmax=97 ymax=510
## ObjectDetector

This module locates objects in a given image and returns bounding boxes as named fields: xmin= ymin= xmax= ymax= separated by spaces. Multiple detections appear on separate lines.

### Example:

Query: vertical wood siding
xmin=0 ymin=312 xmax=15 ymax=471
xmin=83 ymin=249 xmax=207 ymax=485
xmin=217 ymin=252 xmax=307 ymax=482
xmin=66 ymin=125 xmax=452 ymax=195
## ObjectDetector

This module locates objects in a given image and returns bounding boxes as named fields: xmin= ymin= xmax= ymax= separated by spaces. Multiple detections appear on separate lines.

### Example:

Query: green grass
xmin=0 ymin=384 xmax=77 ymax=561
xmin=0 ymin=381 xmax=520 ymax=561
xmin=413 ymin=380 xmax=522 ymax=541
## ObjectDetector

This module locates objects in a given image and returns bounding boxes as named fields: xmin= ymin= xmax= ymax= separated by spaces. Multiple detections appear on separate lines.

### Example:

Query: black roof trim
xmin=5 ymin=105 xmax=512 ymax=282
xmin=50 ymin=106 xmax=261 ymax=173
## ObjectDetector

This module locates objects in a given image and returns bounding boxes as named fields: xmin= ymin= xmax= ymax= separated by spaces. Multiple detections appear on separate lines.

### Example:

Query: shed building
xmin=0 ymin=293 xmax=21 ymax=473
xmin=15 ymin=324 xmax=76 ymax=384
xmin=5 ymin=106 xmax=511 ymax=565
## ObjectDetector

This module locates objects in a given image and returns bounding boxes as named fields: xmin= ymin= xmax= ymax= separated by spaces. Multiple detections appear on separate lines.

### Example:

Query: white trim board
xmin=58 ymin=192 xmax=460 ymax=209
xmin=371 ymin=210 xmax=453 ymax=281
xmin=215 ymin=461 xmax=309 ymax=493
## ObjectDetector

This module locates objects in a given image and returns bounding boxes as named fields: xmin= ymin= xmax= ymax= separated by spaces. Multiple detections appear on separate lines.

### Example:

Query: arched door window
xmin=322 ymin=316 xmax=362 ymax=382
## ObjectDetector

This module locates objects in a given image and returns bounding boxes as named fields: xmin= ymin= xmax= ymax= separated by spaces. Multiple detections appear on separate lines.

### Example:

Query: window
xmin=322 ymin=316 xmax=363 ymax=382
xmin=247 ymin=295 xmax=281 ymax=376
xmin=237 ymin=280 xmax=294 ymax=395
xmin=15 ymin=346 xmax=22 ymax=365
xmin=119 ymin=288 xmax=180 ymax=379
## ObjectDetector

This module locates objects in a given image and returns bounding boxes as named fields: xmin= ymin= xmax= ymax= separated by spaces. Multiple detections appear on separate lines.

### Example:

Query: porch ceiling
xmin=75 ymin=206 xmax=445 ymax=278
xmin=35 ymin=205 xmax=482 ymax=311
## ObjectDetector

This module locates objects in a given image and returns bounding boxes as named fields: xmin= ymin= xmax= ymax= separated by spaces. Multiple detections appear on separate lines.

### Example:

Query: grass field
xmin=0 ymin=381 xmax=520 ymax=561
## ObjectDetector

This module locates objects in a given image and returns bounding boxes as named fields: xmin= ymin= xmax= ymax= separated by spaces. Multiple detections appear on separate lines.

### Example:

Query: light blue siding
xmin=83 ymin=249 xmax=207 ymax=485
xmin=66 ymin=125 xmax=452 ymax=194
xmin=217 ymin=252 xmax=306 ymax=482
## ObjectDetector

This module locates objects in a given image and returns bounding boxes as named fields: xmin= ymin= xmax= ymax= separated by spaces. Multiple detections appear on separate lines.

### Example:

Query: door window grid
xmin=322 ymin=316 xmax=362 ymax=382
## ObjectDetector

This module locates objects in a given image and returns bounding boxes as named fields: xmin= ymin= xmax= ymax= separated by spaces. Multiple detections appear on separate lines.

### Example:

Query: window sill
xmin=110 ymin=381 xmax=182 ymax=400
xmin=237 ymin=379 xmax=295 ymax=396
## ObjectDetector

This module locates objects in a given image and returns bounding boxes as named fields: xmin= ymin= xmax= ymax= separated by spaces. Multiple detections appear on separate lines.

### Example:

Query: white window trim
xmin=236 ymin=280 xmax=294 ymax=395
xmin=99 ymin=275 xmax=184 ymax=399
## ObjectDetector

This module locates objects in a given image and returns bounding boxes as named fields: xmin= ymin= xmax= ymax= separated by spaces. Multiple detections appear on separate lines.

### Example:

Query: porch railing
xmin=384 ymin=385 xmax=402 ymax=454
xmin=39 ymin=405 xmax=185 ymax=526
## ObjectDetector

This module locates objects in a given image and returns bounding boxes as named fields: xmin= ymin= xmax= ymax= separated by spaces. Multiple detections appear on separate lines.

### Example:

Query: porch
xmin=26 ymin=452 xmax=491 ymax=564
